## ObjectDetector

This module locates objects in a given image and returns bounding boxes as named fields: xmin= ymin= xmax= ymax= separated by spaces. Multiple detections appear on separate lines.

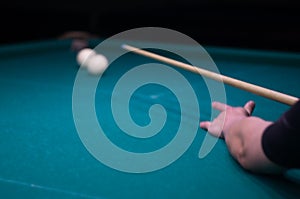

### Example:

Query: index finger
xmin=212 ymin=101 xmax=231 ymax=112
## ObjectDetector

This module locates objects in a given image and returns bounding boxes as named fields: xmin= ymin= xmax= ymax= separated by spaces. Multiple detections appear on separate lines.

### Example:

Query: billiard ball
xmin=76 ymin=48 xmax=96 ymax=68
xmin=86 ymin=53 xmax=109 ymax=75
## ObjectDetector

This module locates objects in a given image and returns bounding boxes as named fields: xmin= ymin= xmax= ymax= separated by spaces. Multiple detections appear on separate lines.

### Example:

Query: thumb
xmin=244 ymin=100 xmax=255 ymax=115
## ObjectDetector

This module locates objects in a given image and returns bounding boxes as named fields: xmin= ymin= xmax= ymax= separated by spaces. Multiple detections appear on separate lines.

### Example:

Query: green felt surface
xmin=0 ymin=39 xmax=300 ymax=199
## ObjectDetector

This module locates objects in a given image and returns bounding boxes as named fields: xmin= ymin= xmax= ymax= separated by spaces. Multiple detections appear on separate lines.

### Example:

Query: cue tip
xmin=121 ymin=44 xmax=137 ymax=51
xmin=121 ymin=44 xmax=128 ymax=49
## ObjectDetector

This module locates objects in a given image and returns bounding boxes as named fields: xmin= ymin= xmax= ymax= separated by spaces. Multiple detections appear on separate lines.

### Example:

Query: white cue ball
xmin=76 ymin=48 xmax=96 ymax=68
xmin=86 ymin=53 xmax=109 ymax=75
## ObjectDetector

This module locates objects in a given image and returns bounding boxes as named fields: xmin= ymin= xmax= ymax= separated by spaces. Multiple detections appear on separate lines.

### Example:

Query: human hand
xmin=200 ymin=101 xmax=284 ymax=173
xmin=200 ymin=100 xmax=256 ymax=138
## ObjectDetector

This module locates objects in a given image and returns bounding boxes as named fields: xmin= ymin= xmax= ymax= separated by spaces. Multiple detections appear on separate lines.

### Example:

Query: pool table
xmin=1 ymin=32 xmax=300 ymax=199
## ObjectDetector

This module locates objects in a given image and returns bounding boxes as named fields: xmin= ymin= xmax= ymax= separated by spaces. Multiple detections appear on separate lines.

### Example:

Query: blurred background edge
xmin=0 ymin=0 xmax=299 ymax=52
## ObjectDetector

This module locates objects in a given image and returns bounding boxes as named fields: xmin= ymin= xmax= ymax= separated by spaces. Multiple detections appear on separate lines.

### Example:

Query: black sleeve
xmin=262 ymin=100 xmax=300 ymax=168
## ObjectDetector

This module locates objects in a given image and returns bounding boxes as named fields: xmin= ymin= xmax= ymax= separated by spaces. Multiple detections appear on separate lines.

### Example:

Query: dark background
xmin=1 ymin=0 xmax=300 ymax=52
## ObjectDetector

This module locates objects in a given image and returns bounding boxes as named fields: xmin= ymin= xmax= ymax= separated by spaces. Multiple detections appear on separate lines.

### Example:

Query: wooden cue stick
xmin=122 ymin=44 xmax=299 ymax=106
